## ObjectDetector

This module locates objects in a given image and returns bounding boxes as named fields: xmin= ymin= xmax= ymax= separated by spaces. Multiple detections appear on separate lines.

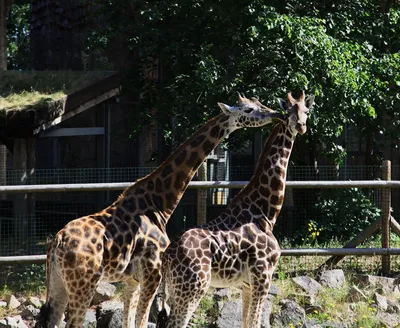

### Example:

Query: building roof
xmin=0 ymin=71 xmax=120 ymax=139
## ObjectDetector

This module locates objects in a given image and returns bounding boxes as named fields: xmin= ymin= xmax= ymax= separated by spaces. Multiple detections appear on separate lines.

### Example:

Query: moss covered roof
xmin=0 ymin=71 xmax=115 ymax=112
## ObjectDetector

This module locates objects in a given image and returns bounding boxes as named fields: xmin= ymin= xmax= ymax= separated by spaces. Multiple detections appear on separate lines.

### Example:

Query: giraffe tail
xmin=36 ymin=234 xmax=64 ymax=327
xmin=156 ymin=276 xmax=169 ymax=328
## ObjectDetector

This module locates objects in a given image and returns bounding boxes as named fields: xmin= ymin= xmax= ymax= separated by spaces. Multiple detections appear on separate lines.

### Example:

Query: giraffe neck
xmin=120 ymin=113 xmax=235 ymax=224
xmin=229 ymin=122 xmax=295 ymax=228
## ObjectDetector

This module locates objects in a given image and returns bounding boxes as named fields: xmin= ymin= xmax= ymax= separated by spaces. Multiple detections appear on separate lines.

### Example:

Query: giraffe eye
xmin=244 ymin=108 xmax=253 ymax=114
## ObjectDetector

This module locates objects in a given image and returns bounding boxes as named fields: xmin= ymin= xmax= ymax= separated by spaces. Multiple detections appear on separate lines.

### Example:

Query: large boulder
xmin=271 ymin=299 xmax=307 ymax=328
xmin=292 ymin=276 xmax=322 ymax=296
xmin=91 ymin=282 xmax=117 ymax=305
xmin=318 ymin=270 xmax=345 ymax=289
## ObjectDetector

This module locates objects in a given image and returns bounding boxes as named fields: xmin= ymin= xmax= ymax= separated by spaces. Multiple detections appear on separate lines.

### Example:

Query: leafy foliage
xmin=313 ymin=188 xmax=381 ymax=242
xmin=88 ymin=0 xmax=400 ymax=163
xmin=6 ymin=2 xmax=30 ymax=70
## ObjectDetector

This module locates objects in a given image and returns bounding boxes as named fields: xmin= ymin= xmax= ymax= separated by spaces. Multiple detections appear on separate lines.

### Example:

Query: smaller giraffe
xmin=157 ymin=91 xmax=314 ymax=328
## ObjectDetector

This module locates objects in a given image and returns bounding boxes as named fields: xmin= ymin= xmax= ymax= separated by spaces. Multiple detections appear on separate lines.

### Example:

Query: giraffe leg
xmin=166 ymin=287 xmax=207 ymax=328
xmin=134 ymin=271 xmax=161 ymax=328
xmin=241 ymin=286 xmax=251 ymax=328
xmin=245 ymin=272 xmax=272 ymax=328
xmin=64 ymin=275 xmax=101 ymax=328
xmin=37 ymin=266 xmax=69 ymax=327
xmin=165 ymin=265 xmax=210 ymax=328
xmin=123 ymin=279 xmax=141 ymax=328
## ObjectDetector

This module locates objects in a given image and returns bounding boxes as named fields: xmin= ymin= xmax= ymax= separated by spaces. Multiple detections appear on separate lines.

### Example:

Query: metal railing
xmin=1 ymin=171 xmax=399 ymax=274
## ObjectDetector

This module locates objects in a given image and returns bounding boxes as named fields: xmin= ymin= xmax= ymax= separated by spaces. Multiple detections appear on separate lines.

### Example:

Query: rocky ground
xmin=1 ymin=270 xmax=400 ymax=327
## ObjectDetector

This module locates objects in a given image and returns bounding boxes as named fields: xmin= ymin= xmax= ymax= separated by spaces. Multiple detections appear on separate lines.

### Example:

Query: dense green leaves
xmin=88 ymin=0 xmax=400 ymax=164
xmin=6 ymin=1 xmax=398 ymax=164
xmin=6 ymin=3 xmax=30 ymax=70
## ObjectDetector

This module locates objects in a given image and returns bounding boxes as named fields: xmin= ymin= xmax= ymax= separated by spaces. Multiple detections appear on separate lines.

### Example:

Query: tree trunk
xmin=0 ymin=0 xmax=13 ymax=70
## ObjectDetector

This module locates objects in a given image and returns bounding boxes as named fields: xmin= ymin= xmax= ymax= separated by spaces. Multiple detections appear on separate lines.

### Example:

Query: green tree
xmin=66 ymin=1 xmax=400 ymax=163
xmin=6 ymin=1 xmax=30 ymax=70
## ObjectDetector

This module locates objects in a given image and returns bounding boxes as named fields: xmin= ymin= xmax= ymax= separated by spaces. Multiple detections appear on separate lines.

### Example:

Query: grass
xmin=0 ymin=90 xmax=66 ymax=111
xmin=0 ymin=70 xmax=114 ymax=112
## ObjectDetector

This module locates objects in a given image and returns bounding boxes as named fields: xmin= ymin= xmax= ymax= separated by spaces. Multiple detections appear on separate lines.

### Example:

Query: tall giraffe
xmin=157 ymin=91 xmax=314 ymax=328
xmin=36 ymin=94 xmax=284 ymax=328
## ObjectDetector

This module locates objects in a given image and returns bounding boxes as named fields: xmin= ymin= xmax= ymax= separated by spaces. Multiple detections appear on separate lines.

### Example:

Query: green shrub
xmin=311 ymin=188 xmax=381 ymax=243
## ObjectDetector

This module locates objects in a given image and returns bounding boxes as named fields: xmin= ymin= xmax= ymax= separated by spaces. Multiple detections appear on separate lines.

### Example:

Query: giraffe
xmin=157 ymin=91 xmax=315 ymax=328
xmin=36 ymin=93 xmax=284 ymax=328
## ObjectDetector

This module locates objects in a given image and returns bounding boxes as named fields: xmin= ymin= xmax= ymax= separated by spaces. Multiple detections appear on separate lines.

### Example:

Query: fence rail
xmin=1 ymin=176 xmax=400 ymax=273
xmin=2 ymin=248 xmax=400 ymax=265
xmin=1 ymin=180 xmax=400 ymax=193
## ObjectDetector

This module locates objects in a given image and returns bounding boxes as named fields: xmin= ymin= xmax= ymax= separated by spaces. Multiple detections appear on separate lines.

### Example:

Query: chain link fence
xmin=1 ymin=165 xmax=399 ymax=273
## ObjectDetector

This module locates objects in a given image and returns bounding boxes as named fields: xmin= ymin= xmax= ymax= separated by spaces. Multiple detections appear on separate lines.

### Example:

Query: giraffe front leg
xmin=135 ymin=270 xmax=161 ymax=328
xmin=123 ymin=279 xmax=141 ymax=328
xmin=245 ymin=272 xmax=272 ymax=328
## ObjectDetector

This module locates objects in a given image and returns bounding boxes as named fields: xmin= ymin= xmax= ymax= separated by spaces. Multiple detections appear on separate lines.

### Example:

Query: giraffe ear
xmin=278 ymin=98 xmax=288 ymax=112
xmin=305 ymin=95 xmax=315 ymax=109
xmin=218 ymin=102 xmax=235 ymax=115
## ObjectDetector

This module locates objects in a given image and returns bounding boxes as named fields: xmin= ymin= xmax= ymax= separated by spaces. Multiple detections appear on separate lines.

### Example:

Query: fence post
xmin=381 ymin=160 xmax=391 ymax=276
xmin=197 ymin=161 xmax=207 ymax=225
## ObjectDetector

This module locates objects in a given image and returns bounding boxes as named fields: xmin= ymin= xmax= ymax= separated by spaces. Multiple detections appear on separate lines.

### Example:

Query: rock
xmin=0 ymin=301 xmax=7 ymax=308
xmin=260 ymin=300 xmax=273 ymax=328
xmin=304 ymin=304 xmax=324 ymax=315
xmin=268 ymin=284 xmax=280 ymax=296
xmin=216 ymin=299 xmax=242 ymax=328
xmin=21 ymin=305 xmax=40 ymax=320
xmin=96 ymin=300 xmax=123 ymax=328
xmin=291 ymin=293 xmax=316 ymax=306
xmin=373 ymin=292 xmax=388 ymax=311
xmin=292 ymin=276 xmax=322 ymax=295
xmin=27 ymin=296 xmax=43 ymax=308
xmin=318 ymin=270 xmax=345 ymax=289
xmin=92 ymin=282 xmax=117 ymax=305
xmin=7 ymin=295 xmax=21 ymax=310
xmin=387 ymin=299 xmax=400 ymax=313
xmin=216 ymin=298 xmax=271 ymax=328
xmin=214 ymin=288 xmax=231 ymax=301
xmin=346 ymin=286 xmax=368 ymax=302
xmin=83 ymin=309 xmax=97 ymax=328
xmin=353 ymin=275 xmax=397 ymax=294
xmin=0 ymin=316 xmax=28 ymax=328
xmin=377 ymin=311 xmax=400 ymax=328
xmin=271 ymin=299 xmax=307 ymax=328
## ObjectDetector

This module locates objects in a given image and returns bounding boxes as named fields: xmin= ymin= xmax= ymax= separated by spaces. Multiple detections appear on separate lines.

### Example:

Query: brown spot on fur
xmin=155 ymin=178 xmax=163 ymax=193
xmin=202 ymin=140 xmax=215 ymax=154
xmin=190 ymin=135 xmax=206 ymax=148
xmin=164 ymin=176 xmax=172 ymax=190
xmin=147 ymin=180 xmax=154 ymax=191
xmin=175 ymin=150 xmax=187 ymax=166
xmin=174 ymin=171 xmax=186 ymax=190
xmin=187 ymin=151 xmax=199 ymax=167
xmin=65 ymin=251 xmax=77 ymax=266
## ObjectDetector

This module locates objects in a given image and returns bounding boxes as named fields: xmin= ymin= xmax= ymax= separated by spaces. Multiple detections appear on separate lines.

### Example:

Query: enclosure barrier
xmin=0 ymin=176 xmax=399 ymax=275
xmin=2 ymin=248 xmax=400 ymax=265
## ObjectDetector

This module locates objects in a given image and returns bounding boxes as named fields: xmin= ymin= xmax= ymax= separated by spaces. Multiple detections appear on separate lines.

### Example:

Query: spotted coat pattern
xmin=36 ymin=95 xmax=284 ymax=328
xmin=158 ymin=91 xmax=314 ymax=328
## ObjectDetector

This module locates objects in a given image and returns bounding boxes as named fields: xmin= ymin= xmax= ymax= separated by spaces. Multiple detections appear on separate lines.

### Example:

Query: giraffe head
xmin=278 ymin=90 xmax=314 ymax=135
xmin=217 ymin=93 xmax=284 ymax=129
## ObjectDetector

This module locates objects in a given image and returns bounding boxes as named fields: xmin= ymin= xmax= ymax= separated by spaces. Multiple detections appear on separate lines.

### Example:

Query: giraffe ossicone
xmin=36 ymin=94 xmax=283 ymax=328
xmin=157 ymin=91 xmax=315 ymax=328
